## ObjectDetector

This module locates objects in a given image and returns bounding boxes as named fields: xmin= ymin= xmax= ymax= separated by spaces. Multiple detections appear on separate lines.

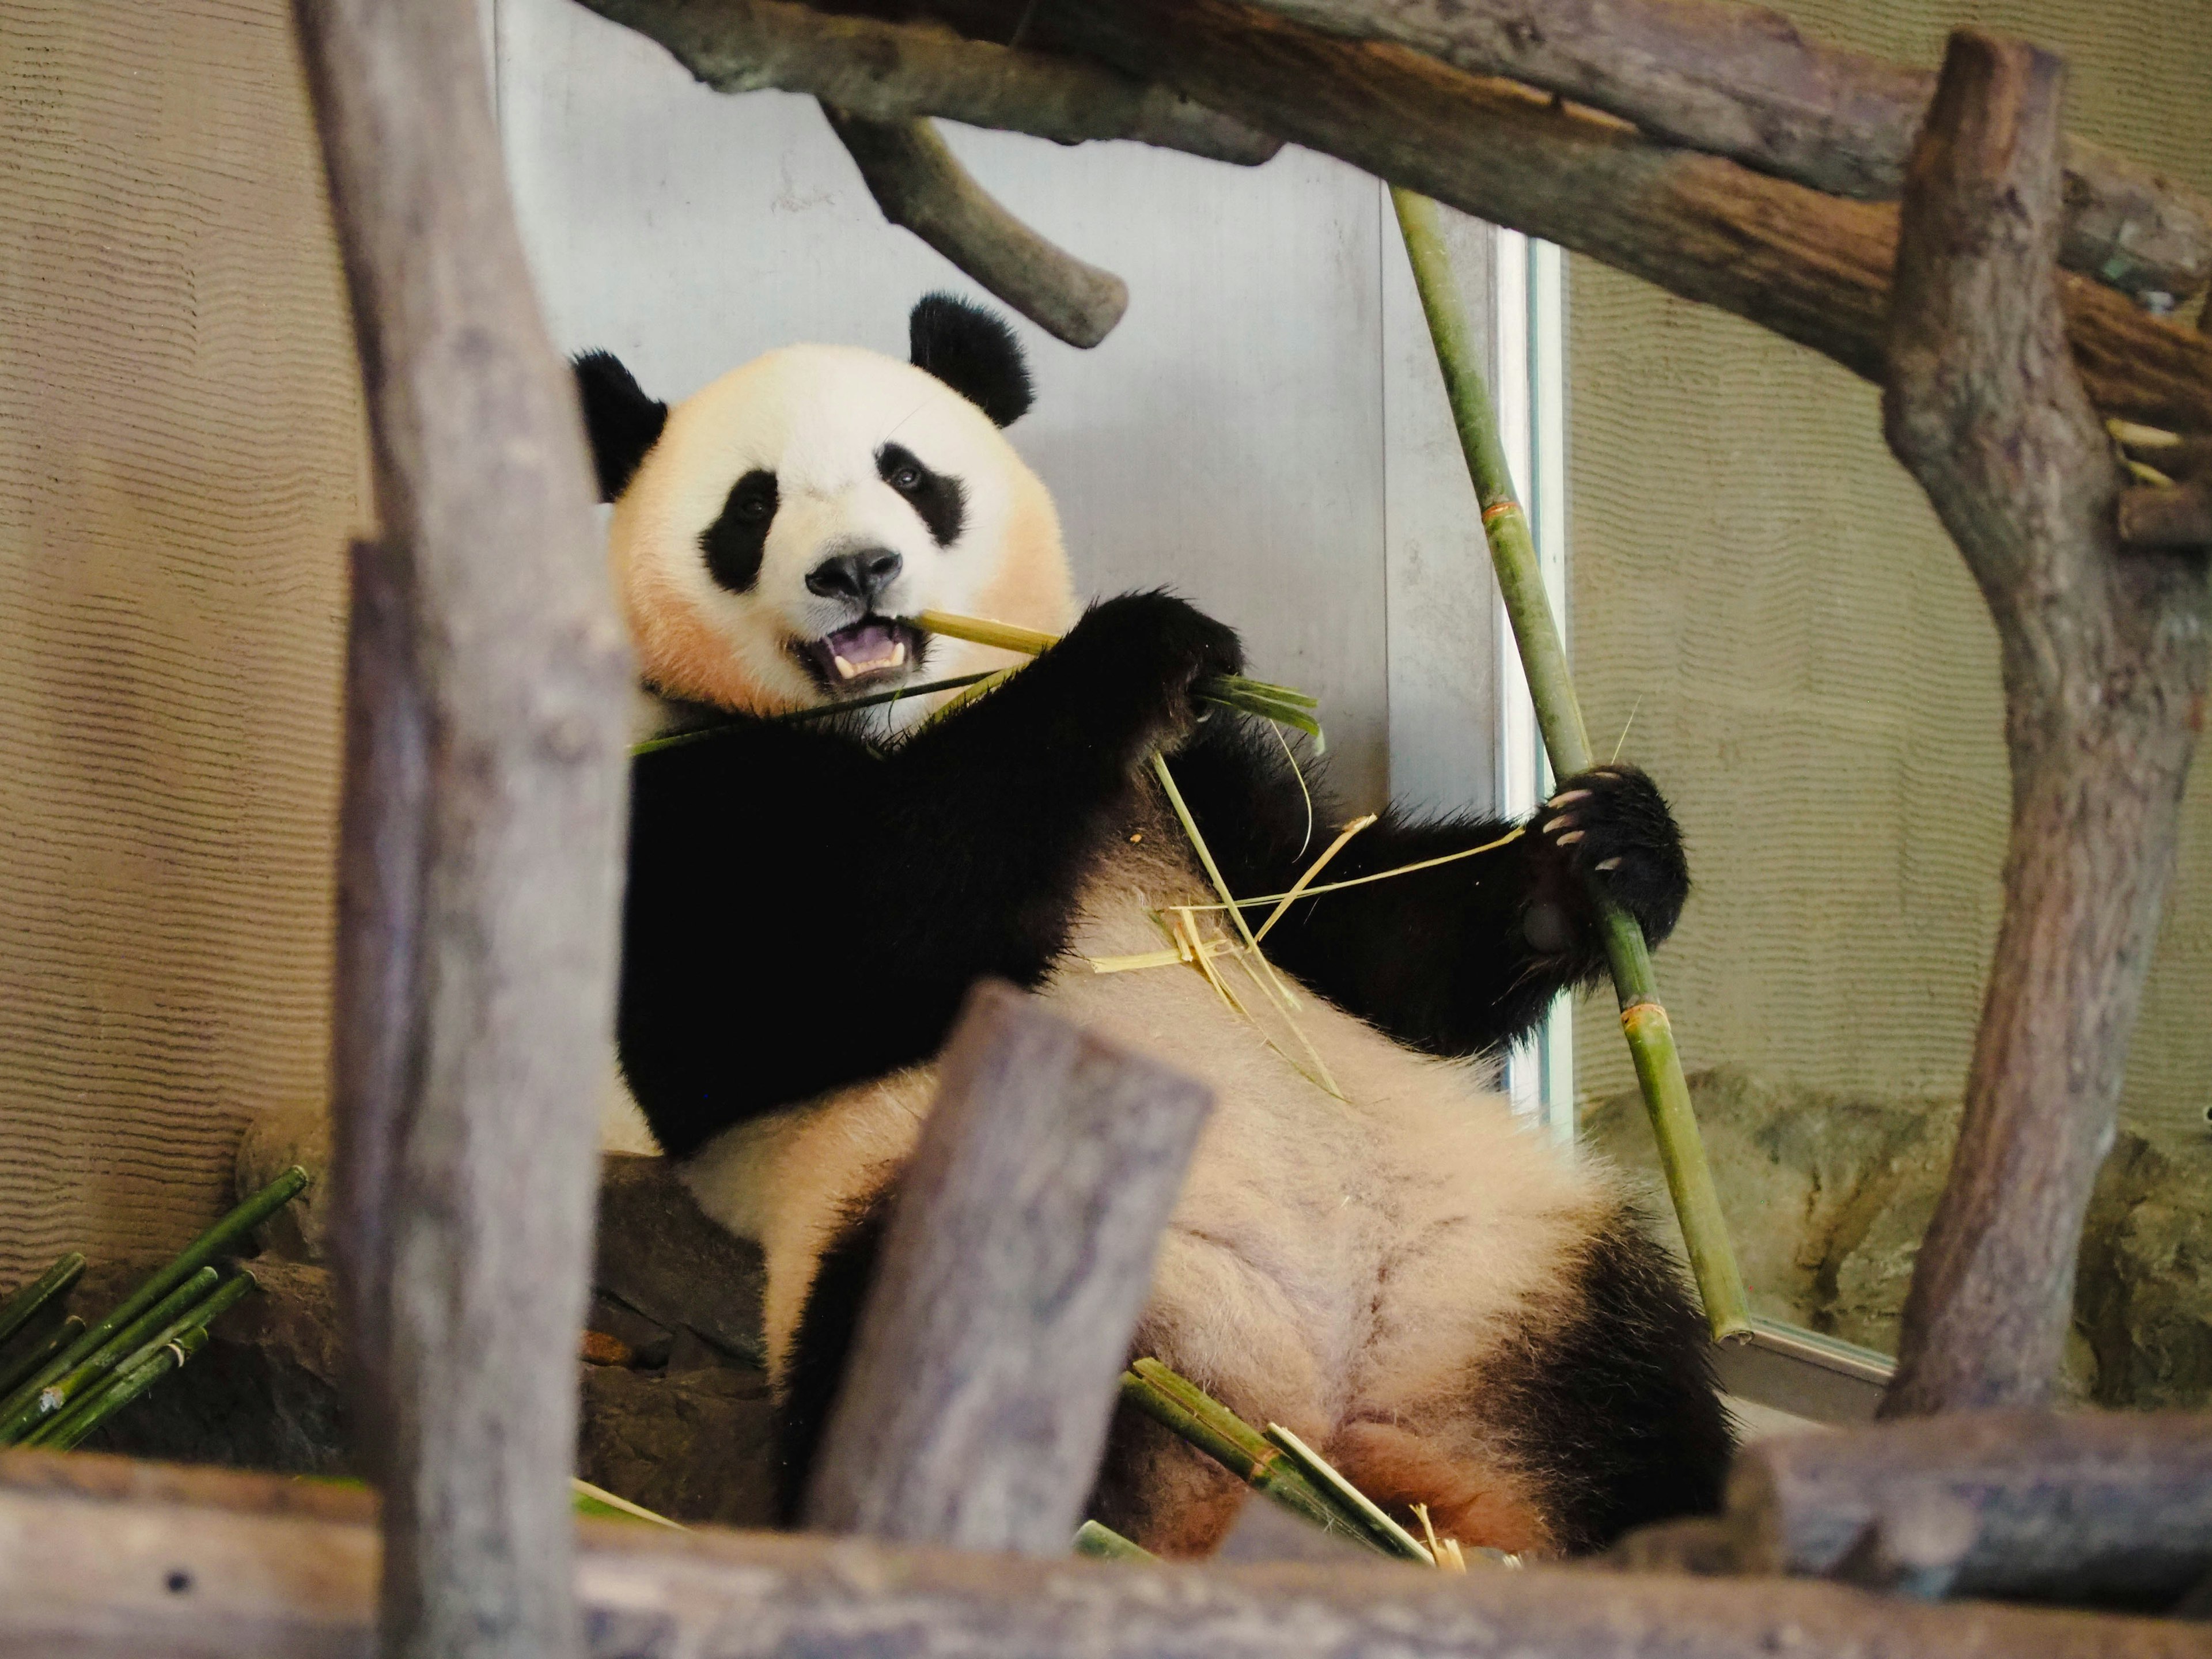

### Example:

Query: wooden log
xmin=291 ymin=3 xmax=635 ymax=1658
xmin=822 ymin=107 xmax=1131 ymax=347
xmin=1877 ymin=33 xmax=2210 ymax=1416
xmin=574 ymin=0 xmax=1279 ymax=165
xmin=2123 ymin=482 xmax=2212 ymax=549
xmin=1031 ymin=0 xmax=2212 ymax=438
xmin=805 ymin=980 xmax=1213 ymax=1551
xmin=3 ymin=1450 xmax=2208 ymax=1659
xmin=1221 ymin=0 xmax=2211 ymax=301
xmin=1729 ymin=1410 xmax=2212 ymax=1607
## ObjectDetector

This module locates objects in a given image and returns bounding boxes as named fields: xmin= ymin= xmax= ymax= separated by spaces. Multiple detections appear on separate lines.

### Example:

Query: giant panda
xmin=576 ymin=293 xmax=1732 ymax=1559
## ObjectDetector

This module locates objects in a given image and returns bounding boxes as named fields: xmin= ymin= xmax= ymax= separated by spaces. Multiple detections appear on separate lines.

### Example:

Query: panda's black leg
xmin=1167 ymin=719 xmax=1688 ymax=1058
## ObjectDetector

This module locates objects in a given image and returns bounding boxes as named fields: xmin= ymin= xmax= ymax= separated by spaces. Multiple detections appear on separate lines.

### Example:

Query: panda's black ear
xmin=571 ymin=350 xmax=669 ymax=502
xmin=909 ymin=293 xmax=1032 ymax=427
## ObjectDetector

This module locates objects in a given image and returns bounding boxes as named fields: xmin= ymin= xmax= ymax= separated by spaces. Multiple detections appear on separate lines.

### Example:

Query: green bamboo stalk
xmin=0 ymin=1267 xmax=221 ymax=1444
xmin=1119 ymin=1358 xmax=1423 ymax=1560
xmin=1072 ymin=1520 xmax=1157 ymax=1562
xmin=1391 ymin=187 xmax=1750 ymax=1342
xmin=0 ymin=1253 xmax=85 ymax=1353
xmin=37 ymin=1324 xmax=213 ymax=1454
xmin=0 ymin=1316 xmax=83 ymax=1402
xmin=28 ymin=1270 xmax=258 ymax=1449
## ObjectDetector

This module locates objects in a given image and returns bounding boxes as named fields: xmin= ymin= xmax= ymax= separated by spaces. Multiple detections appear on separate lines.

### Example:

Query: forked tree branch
xmin=823 ymin=104 xmax=1130 ymax=346
xmin=1878 ymin=31 xmax=2210 ymax=1418
xmin=1220 ymin=0 xmax=2212 ymax=302
xmin=575 ymin=0 xmax=1279 ymax=165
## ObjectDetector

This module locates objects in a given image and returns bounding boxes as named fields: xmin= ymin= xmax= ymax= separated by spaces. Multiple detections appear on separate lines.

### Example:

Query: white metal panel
xmin=494 ymin=0 xmax=1394 ymax=806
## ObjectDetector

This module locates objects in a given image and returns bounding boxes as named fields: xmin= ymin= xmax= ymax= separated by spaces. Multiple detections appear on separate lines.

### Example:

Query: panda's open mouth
xmin=795 ymin=618 xmax=925 ymax=693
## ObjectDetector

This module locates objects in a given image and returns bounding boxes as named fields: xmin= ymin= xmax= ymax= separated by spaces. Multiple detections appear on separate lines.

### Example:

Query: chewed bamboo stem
xmin=1072 ymin=1520 xmax=1156 ymax=1562
xmin=1392 ymin=187 xmax=1750 ymax=1342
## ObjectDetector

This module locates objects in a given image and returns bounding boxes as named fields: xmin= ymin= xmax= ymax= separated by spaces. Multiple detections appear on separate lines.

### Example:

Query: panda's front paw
xmin=1535 ymin=765 xmax=1688 ymax=945
xmin=1052 ymin=591 xmax=1244 ymax=747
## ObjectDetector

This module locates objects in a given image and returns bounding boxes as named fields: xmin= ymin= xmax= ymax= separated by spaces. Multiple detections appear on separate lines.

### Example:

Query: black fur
xmin=908 ymin=293 xmax=1032 ymax=427
xmin=572 ymin=350 xmax=669 ymax=502
xmin=773 ymin=1185 xmax=896 ymax=1522
xmin=877 ymin=441 xmax=965 ymax=546
xmin=1489 ymin=1212 xmax=1733 ymax=1553
xmin=700 ymin=469 xmax=779 ymax=592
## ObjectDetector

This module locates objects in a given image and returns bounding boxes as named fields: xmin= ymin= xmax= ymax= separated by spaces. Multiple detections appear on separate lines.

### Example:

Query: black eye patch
xmin=877 ymin=443 xmax=965 ymax=547
xmin=700 ymin=469 xmax=778 ymax=592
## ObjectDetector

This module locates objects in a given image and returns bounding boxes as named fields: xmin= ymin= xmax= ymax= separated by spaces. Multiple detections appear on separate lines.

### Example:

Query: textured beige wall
xmin=1569 ymin=0 xmax=2212 ymax=1137
xmin=0 ymin=2 xmax=365 ymax=1279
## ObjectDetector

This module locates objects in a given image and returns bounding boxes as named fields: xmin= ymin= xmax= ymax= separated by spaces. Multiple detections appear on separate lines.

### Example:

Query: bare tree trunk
xmin=1877 ymin=31 xmax=2210 ymax=1418
xmin=806 ymin=982 xmax=1213 ymax=1550
xmin=294 ymin=2 xmax=635 ymax=1656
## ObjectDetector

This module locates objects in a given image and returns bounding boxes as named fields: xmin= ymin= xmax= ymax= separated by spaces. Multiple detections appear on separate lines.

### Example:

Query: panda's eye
xmin=733 ymin=493 xmax=771 ymax=522
xmin=889 ymin=465 xmax=923 ymax=493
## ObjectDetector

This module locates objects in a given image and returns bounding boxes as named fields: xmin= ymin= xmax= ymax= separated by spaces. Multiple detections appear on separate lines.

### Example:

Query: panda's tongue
xmin=825 ymin=620 xmax=907 ymax=680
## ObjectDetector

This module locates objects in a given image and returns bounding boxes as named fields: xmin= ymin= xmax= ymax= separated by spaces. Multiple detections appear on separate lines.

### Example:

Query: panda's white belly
xmin=680 ymin=831 xmax=1621 ymax=1446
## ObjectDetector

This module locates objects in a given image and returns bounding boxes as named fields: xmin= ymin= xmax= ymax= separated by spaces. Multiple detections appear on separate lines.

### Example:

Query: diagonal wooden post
xmin=294 ymin=1 xmax=634 ymax=1655
xmin=806 ymin=980 xmax=1213 ymax=1551
xmin=1878 ymin=31 xmax=2211 ymax=1418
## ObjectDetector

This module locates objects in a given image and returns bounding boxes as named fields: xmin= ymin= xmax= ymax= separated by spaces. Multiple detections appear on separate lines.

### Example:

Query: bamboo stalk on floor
xmin=0 ymin=1165 xmax=309 ymax=1435
xmin=1391 ymin=187 xmax=1750 ymax=1342
xmin=0 ymin=1255 xmax=84 ymax=1354
xmin=1118 ymin=1357 xmax=1431 ymax=1562
xmin=0 ymin=1317 xmax=82 ymax=1403
xmin=0 ymin=1268 xmax=221 ymax=1445
xmin=28 ymin=1271 xmax=260 ymax=1450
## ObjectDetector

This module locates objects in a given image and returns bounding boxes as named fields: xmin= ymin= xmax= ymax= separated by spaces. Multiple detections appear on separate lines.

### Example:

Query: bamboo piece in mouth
xmin=1391 ymin=187 xmax=1750 ymax=1343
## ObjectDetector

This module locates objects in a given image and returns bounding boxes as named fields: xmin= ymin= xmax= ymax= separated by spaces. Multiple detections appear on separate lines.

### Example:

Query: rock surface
xmin=1582 ymin=1068 xmax=2212 ymax=1407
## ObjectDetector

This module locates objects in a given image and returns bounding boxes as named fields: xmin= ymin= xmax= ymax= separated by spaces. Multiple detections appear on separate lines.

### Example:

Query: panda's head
xmin=574 ymin=294 xmax=1077 ymax=719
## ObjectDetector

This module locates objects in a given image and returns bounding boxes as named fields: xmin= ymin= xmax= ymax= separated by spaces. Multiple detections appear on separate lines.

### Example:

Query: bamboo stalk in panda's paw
xmin=907 ymin=611 xmax=1324 ymax=747
xmin=1391 ymin=187 xmax=1750 ymax=1344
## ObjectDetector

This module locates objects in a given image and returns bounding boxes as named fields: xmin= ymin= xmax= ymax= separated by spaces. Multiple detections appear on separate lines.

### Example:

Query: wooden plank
xmin=1730 ymin=1409 xmax=2212 ymax=1605
xmin=805 ymin=981 xmax=1213 ymax=1551
xmin=1876 ymin=32 xmax=2209 ymax=1418
xmin=291 ymin=2 xmax=635 ymax=1657
xmin=2 ymin=1452 xmax=2206 ymax=1659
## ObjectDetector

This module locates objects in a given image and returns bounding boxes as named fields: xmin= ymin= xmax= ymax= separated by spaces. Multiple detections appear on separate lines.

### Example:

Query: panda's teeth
xmin=832 ymin=654 xmax=859 ymax=680
xmin=890 ymin=639 xmax=907 ymax=667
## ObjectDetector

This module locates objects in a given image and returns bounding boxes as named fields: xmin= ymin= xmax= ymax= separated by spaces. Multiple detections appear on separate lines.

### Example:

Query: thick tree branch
xmin=823 ymin=105 xmax=1129 ymax=346
xmin=1225 ymin=0 xmax=2210 ymax=304
xmin=1877 ymin=32 xmax=2210 ymax=1418
xmin=293 ymin=1 xmax=634 ymax=1656
xmin=4 ymin=1451 xmax=2207 ymax=1659
xmin=805 ymin=983 xmax=1212 ymax=1551
xmin=575 ymin=0 xmax=1279 ymax=165
xmin=1032 ymin=0 xmax=2212 ymax=438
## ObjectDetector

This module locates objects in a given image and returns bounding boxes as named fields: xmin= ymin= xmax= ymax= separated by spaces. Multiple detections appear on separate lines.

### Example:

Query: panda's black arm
xmin=1167 ymin=719 xmax=1688 ymax=1058
xmin=619 ymin=593 xmax=1240 ymax=1159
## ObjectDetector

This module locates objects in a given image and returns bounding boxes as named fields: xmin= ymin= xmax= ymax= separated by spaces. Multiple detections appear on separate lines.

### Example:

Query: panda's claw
xmin=1533 ymin=763 xmax=1689 ymax=948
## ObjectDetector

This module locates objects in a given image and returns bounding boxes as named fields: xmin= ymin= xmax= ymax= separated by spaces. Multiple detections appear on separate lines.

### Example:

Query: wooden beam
xmin=291 ymin=3 xmax=635 ymax=1658
xmin=574 ymin=0 xmax=1280 ymax=166
xmin=1877 ymin=32 xmax=2209 ymax=1416
xmin=3 ymin=1452 xmax=2206 ymax=1659
xmin=1035 ymin=0 xmax=2212 ymax=439
xmin=1222 ymin=0 xmax=2211 ymax=302
xmin=821 ymin=107 xmax=1131 ymax=347
xmin=1729 ymin=1410 xmax=2212 ymax=1607
xmin=805 ymin=981 xmax=1213 ymax=1551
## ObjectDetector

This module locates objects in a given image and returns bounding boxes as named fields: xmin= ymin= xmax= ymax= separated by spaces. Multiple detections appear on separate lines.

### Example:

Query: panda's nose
xmin=805 ymin=548 xmax=903 ymax=605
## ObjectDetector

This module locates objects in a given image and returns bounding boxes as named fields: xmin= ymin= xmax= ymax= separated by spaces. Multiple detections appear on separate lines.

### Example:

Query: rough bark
xmin=1223 ymin=0 xmax=2211 ymax=301
xmin=823 ymin=105 xmax=1130 ymax=347
xmin=5 ymin=1451 xmax=2209 ymax=1659
xmin=292 ymin=1 xmax=635 ymax=1656
xmin=1729 ymin=1410 xmax=2212 ymax=1607
xmin=1877 ymin=33 xmax=2210 ymax=1418
xmin=1030 ymin=0 xmax=2212 ymax=438
xmin=575 ymin=0 xmax=1279 ymax=165
xmin=806 ymin=981 xmax=1213 ymax=1551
